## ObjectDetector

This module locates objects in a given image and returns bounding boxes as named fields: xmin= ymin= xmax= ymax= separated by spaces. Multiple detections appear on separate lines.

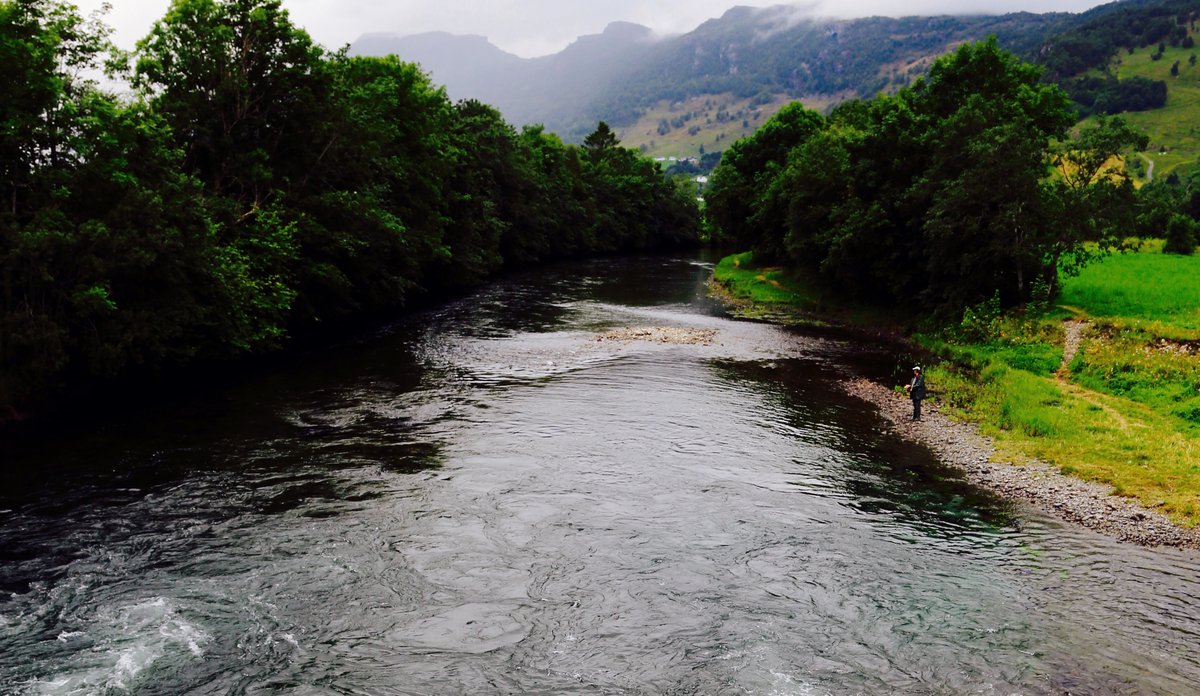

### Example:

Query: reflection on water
xmin=1 ymin=255 xmax=1198 ymax=695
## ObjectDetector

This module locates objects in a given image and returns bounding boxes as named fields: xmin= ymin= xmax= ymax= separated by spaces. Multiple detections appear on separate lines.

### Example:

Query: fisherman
xmin=905 ymin=366 xmax=926 ymax=421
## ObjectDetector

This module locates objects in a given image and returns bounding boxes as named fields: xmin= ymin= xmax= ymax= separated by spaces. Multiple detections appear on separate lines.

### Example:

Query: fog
xmin=76 ymin=0 xmax=1109 ymax=58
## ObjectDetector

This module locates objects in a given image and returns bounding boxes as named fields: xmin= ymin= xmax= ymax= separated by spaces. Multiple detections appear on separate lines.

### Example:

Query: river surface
xmin=2 ymin=255 xmax=1199 ymax=695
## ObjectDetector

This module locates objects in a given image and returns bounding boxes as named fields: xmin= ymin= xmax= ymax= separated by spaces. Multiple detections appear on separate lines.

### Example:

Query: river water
xmin=1 ymin=255 xmax=1198 ymax=695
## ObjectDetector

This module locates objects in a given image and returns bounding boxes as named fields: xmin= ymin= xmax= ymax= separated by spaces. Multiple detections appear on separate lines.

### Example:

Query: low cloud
xmin=74 ymin=0 xmax=1109 ymax=59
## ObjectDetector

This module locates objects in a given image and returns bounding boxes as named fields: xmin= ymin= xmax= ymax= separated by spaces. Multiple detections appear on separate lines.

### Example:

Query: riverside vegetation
xmin=715 ymin=244 xmax=1200 ymax=529
xmin=0 ymin=0 xmax=700 ymax=417
xmin=708 ymin=38 xmax=1200 ymax=529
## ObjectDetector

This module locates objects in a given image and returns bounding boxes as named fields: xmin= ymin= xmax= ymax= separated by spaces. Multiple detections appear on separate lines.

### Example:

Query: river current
xmin=1 ymin=255 xmax=1198 ymax=695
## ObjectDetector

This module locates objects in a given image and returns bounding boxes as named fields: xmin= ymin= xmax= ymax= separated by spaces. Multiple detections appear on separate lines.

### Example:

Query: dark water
xmin=1 ymin=256 xmax=1198 ymax=695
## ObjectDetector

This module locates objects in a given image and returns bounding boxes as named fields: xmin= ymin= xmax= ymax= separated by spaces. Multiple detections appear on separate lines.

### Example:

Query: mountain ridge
xmin=349 ymin=1 xmax=1186 ymax=153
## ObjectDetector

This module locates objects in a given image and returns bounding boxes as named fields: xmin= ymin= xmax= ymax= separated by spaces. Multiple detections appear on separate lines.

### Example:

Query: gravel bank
xmin=594 ymin=326 xmax=718 ymax=345
xmin=844 ymin=377 xmax=1200 ymax=550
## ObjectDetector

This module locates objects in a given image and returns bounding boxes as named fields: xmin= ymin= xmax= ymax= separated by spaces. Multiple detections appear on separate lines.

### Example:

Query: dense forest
xmin=706 ymin=38 xmax=1147 ymax=319
xmin=0 ymin=0 xmax=700 ymax=415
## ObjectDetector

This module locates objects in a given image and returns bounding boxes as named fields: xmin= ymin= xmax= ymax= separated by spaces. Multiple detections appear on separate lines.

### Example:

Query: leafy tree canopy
xmin=0 ymin=0 xmax=701 ymax=416
xmin=707 ymin=37 xmax=1146 ymax=320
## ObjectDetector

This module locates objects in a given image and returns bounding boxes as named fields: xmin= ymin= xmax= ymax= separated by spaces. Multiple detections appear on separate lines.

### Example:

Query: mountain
xmin=350 ymin=22 xmax=661 ymax=131
xmin=351 ymin=32 xmax=524 ymax=109
xmin=349 ymin=0 xmax=1190 ymax=155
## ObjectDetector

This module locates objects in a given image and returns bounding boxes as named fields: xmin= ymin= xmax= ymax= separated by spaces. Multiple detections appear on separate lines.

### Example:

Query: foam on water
xmin=23 ymin=597 xmax=210 ymax=696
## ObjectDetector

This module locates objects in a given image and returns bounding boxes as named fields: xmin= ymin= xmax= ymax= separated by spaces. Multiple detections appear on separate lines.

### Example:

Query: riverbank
xmin=844 ymin=378 xmax=1200 ymax=549
xmin=711 ymin=250 xmax=1200 ymax=549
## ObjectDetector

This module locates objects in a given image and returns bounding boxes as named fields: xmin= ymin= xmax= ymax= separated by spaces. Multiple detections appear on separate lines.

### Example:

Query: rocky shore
xmin=844 ymin=377 xmax=1200 ymax=550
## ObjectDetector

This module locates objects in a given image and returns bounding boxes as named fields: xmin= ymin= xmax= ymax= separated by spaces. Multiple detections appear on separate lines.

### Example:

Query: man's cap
xmin=912 ymin=366 xmax=921 ymax=371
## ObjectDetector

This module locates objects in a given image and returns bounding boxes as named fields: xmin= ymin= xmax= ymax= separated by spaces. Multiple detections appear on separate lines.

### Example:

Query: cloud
xmin=73 ymin=0 xmax=1110 ymax=58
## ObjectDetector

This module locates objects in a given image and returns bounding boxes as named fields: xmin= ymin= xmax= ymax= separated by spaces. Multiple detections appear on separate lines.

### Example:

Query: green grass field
xmin=711 ymin=252 xmax=818 ymax=305
xmin=710 ymin=252 xmax=896 ymax=327
xmin=1059 ymin=241 xmax=1200 ymax=334
xmin=932 ymin=245 xmax=1200 ymax=525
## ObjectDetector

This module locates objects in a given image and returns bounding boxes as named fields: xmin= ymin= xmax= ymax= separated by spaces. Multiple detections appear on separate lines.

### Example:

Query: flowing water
xmin=1 ymin=255 xmax=1198 ymax=695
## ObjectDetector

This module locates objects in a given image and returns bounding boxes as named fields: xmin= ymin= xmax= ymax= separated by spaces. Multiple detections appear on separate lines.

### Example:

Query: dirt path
xmin=1058 ymin=319 xmax=1090 ymax=375
xmin=843 ymin=378 xmax=1200 ymax=549
xmin=1053 ymin=320 xmax=1137 ymax=429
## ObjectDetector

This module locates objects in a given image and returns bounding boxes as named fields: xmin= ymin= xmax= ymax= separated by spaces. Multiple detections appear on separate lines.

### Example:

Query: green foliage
xmin=959 ymin=292 xmax=1002 ymax=342
xmin=707 ymin=38 xmax=1144 ymax=320
xmin=1065 ymin=75 xmax=1167 ymax=116
xmin=704 ymin=103 xmax=824 ymax=254
xmin=0 ymin=0 xmax=701 ymax=412
xmin=1135 ymin=180 xmax=1185 ymax=237
xmin=1163 ymin=212 xmax=1198 ymax=254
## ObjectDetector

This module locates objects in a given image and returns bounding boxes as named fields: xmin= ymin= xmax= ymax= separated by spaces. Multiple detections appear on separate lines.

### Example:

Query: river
xmin=1 ymin=255 xmax=1198 ymax=695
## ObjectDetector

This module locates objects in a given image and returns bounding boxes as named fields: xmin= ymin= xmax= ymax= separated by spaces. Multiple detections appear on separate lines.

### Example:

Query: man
xmin=905 ymin=366 xmax=926 ymax=421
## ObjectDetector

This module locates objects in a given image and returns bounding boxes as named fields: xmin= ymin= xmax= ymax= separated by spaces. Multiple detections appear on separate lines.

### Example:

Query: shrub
xmin=959 ymin=291 xmax=1002 ymax=340
xmin=1163 ymin=214 xmax=1198 ymax=255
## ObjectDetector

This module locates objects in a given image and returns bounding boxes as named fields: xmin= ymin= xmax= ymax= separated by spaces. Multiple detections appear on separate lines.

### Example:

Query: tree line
xmin=0 ymin=0 xmax=700 ymax=414
xmin=706 ymin=38 xmax=1147 ymax=320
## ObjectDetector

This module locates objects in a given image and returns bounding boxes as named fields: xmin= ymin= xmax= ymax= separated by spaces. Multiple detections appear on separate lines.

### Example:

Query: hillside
xmin=350 ymin=22 xmax=659 ymax=133
xmin=1100 ymin=24 xmax=1200 ymax=184
xmin=350 ymin=7 xmax=1072 ymax=151
xmin=351 ymin=0 xmax=1200 ymax=160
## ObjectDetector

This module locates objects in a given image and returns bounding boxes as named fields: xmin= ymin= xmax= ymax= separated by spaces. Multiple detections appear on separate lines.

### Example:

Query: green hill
xmin=1101 ymin=27 xmax=1200 ymax=184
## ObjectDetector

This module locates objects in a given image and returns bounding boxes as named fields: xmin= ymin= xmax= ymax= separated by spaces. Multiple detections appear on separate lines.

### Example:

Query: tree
xmin=134 ymin=0 xmax=330 ymax=205
xmin=1164 ymin=213 xmax=1198 ymax=254
xmin=706 ymin=37 xmax=1148 ymax=318
xmin=1137 ymin=184 xmax=1180 ymax=238
xmin=1049 ymin=116 xmax=1148 ymax=280
xmin=706 ymin=102 xmax=824 ymax=255
xmin=0 ymin=0 xmax=702 ymax=414
xmin=582 ymin=121 xmax=620 ymax=163
xmin=1 ymin=0 xmax=110 ymax=220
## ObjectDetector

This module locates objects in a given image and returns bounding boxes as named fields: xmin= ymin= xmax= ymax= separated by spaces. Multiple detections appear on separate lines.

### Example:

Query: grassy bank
xmin=713 ymin=248 xmax=1200 ymax=526
xmin=709 ymin=252 xmax=896 ymax=329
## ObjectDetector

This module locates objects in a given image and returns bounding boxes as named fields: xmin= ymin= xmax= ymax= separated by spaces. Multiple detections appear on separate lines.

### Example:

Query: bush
xmin=1164 ymin=214 xmax=1198 ymax=254
xmin=959 ymin=291 xmax=1002 ymax=341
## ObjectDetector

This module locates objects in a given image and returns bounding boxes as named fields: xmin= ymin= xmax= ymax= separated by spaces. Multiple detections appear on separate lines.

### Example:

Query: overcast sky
xmin=76 ymin=0 xmax=1112 ymax=58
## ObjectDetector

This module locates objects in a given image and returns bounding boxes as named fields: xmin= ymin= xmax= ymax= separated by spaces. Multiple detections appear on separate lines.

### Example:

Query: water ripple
xmin=1 ymin=256 xmax=1198 ymax=694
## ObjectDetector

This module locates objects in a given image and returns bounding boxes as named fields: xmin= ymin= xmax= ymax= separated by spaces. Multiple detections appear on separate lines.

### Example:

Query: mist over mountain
xmin=351 ymin=21 xmax=662 ymax=132
xmin=349 ymin=1 xmax=1177 ymax=145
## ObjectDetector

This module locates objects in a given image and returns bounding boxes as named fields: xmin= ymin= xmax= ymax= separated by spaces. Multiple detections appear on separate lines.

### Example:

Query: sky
xmin=76 ymin=0 xmax=1112 ymax=58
